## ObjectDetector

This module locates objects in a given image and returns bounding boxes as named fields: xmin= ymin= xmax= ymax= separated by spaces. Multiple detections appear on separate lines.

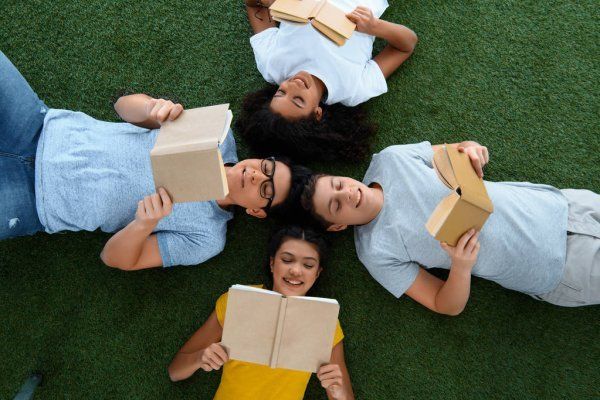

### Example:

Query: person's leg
xmin=534 ymin=189 xmax=600 ymax=306
xmin=0 ymin=51 xmax=48 ymax=157
xmin=0 ymin=155 xmax=43 ymax=239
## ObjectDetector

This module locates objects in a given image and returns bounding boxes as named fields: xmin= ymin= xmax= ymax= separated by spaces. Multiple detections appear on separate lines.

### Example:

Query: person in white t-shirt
xmin=237 ymin=0 xmax=417 ymax=161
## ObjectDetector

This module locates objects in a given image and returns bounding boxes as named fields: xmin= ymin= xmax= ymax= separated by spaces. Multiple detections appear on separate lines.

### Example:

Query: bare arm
xmin=168 ymin=311 xmax=227 ymax=382
xmin=317 ymin=342 xmax=355 ymax=400
xmin=405 ymin=230 xmax=480 ymax=316
xmin=244 ymin=0 xmax=277 ymax=34
xmin=114 ymin=94 xmax=183 ymax=129
xmin=100 ymin=189 xmax=172 ymax=270
xmin=347 ymin=7 xmax=418 ymax=78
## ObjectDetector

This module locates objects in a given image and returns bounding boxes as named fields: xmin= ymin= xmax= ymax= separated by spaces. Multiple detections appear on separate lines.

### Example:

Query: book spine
xmin=309 ymin=0 xmax=326 ymax=19
xmin=269 ymin=296 xmax=288 ymax=368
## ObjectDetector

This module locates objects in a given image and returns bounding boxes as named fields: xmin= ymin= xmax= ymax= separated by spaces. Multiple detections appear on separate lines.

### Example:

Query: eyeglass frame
xmin=260 ymin=157 xmax=276 ymax=211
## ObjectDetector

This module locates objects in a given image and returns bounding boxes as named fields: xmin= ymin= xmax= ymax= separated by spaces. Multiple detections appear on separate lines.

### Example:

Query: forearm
xmin=168 ymin=350 xmax=203 ymax=382
xmin=372 ymin=20 xmax=418 ymax=53
xmin=100 ymin=220 xmax=155 ymax=269
xmin=114 ymin=94 xmax=159 ymax=129
xmin=433 ymin=267 xmax=472 ymax=316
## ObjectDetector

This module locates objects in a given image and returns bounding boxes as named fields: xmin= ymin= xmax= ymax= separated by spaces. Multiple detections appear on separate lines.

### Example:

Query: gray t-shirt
xmin=35 ymin=109 xmax=238 ymax=267
xmin=355 ymin=142 xmax=568 ymax=297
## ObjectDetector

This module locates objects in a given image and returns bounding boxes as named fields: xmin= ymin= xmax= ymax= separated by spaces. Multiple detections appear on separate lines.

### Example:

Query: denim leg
xmin=0 ymin=155 xmax=43 ymax=239
xmin=0 ymin=51 xmax=48 ymax=157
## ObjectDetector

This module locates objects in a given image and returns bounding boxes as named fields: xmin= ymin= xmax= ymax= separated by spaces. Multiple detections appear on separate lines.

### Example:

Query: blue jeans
xmin=0 ymin=51 xmax=47 ymax=239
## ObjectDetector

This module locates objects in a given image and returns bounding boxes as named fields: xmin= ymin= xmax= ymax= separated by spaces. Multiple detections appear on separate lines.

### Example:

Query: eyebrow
xmin=327 ymin=177 xmax=334 ymax=215
xmin=281 ymin=252 xmax=318 ymax=262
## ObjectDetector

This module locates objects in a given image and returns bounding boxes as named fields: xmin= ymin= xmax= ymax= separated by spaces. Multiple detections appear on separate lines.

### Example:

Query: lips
xmin=283 ymin=277 xmax=303 ymax=286
xmin=355 ymin=188 xmax=362 ymax=208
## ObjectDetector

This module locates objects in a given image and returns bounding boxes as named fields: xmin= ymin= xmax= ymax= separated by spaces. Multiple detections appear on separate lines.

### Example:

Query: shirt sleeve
xmin=219 ymin=128 xmax=238 ymax=164
xmin=215 ymin=292 xmax=229 ymax=326
xmin=156 ymin=230 xmax=225 ymax=267
xmin=344 ymin=59 xmax=388 ymax=106
xmin=332 ymin=320 xmax=344 ymax=347
xmin=249 ymin=27 xmax=279 ymax=83
xmin=377 ymin=142 xmax=434 ymax=168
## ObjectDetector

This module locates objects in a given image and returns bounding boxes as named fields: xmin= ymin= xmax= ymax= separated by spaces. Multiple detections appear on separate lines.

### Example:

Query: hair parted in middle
xmin=235 ymin=85 xmax=377 ymax=162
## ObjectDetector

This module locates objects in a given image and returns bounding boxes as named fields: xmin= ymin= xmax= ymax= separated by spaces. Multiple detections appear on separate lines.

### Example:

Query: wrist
xmin=450 ymin=262 xmax=473 ymax=276
xmin=370 ymin=18 xmax=386 ymax=37
xmin=131 ymin=219 xmax=157 ymax=233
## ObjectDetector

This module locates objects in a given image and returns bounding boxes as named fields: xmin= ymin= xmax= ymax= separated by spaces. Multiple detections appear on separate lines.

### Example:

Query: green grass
xmin=1 ymin=0 xmax=599 ymax=399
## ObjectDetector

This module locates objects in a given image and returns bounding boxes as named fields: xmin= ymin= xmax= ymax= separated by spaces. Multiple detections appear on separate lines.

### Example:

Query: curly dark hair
xmin=265 ymin=225 xmax=330 ymax=293
xmin=300 ymin=173 xmax=334 ymax=229
xmin=268 ymin=157 xmax=313 ymax=224
xmin=235 ymin=85 xmax=377 ymax=162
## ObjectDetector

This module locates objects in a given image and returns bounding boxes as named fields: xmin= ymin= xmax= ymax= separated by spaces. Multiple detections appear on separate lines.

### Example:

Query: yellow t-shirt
xmin=213 ymin=287 xmax=344 ymax=400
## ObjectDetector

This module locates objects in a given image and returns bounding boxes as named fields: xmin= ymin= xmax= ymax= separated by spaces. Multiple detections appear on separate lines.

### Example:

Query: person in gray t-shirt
xmin=301 ymin=141 xmax=600 ymax=312
xmin=0 ymin=51 xmax=310 ymax=270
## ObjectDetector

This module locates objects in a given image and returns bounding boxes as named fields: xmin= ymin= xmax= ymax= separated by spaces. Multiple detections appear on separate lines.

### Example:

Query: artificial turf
xmin=0 ymin=0 xmax=598 ymax=399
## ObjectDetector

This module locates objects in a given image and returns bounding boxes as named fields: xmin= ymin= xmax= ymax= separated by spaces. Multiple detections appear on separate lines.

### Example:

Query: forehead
xmin=269 ymin=96 xmax=310 ymax=120
xmin=313 ymin=176 xmax=336 ymax=216
xmin=272 ymin=160 xmax=292 ymax=206
xmin=277 ymin=238 xmax=320 ymax=260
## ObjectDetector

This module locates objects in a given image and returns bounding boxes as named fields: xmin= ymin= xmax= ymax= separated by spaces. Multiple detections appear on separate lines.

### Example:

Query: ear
xmin=316 ymin=266 xmax=322 ymax=278
xmin=246 ymin=208 xmax=267 ymax=219
xmin=326 ymin=224 xmax=348 ymax=232
xmin=270 ymin=257 xmax=274 ymax=273
xmin=314 ymin=106 xmax=323 ymax=122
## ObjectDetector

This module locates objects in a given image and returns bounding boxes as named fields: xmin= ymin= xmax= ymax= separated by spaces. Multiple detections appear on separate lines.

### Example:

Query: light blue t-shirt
xmin=355 ymin=142 xmax=569 ymax=297
xmin=35 ymin=109 xmax=238 ymax=267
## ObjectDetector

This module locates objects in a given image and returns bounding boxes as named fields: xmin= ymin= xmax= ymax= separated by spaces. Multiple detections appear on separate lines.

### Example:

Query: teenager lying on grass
xmin=0 ymin=51 xmax=311 ymax=270
xmin=301 ymin=141 xmax=600 ymax=312
xmin=168 ymin=225 xmax=354 ymax=400
xmin=237 ymin=0 xmax=417 ymax=161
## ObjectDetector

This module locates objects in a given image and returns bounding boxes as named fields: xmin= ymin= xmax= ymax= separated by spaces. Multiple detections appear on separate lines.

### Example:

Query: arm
xmin=100 ymin=188 xmax=172 ymax=270
xmin=168 ymin=311 xmax=229 ymax=382
xmin=431 ymin=141 xmax=490 ymax=178
xmin=244 ymin=0 xmax=277 ymax=34
xmin=114 ymin=94 xmax=183 ymax=129
xmin=405 ymin=230 xmax=481 ymax=316
xmin=317 ymin=342 xmax=355 ymax=400
xmin=346 ymin=7 xmax=418 ymax=78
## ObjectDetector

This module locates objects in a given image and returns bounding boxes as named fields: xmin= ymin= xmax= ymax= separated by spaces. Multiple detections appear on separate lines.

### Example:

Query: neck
xmin=216 ymin=166 xmax=235 ymax=210
xmin=364 ymin=184 xmax=384 ymax=224
xmin=311 ymin=74 xmax=327 ymax=101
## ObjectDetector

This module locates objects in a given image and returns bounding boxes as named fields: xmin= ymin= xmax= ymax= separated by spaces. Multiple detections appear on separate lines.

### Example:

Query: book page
xmin=270 ymin=0 xmax=319 ymax=22
xmin=221 ymin=286 xmax=283 ymax=367
xmin=274 ymin=296 xmax=339 ymax=372
xmin=314 ymin=1 xmax=355 ymax=39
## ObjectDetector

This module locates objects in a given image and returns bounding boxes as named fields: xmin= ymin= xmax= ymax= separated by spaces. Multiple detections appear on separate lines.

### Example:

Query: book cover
xmin=150 ymin=104 xmax=232 ymax=203
xmin=426 ymin=145 xmax=494 ymax=246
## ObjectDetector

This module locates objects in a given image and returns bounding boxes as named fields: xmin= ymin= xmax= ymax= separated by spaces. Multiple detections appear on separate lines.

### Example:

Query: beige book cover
xmin=150 ymin=104 xmax=232 ymax=203
xmin=269 ymin=0 xmax=355 ymax=45
xmin=425 ymin=145 xmax=494 ymax=246
xmin=221 ymin=285 xmax=340 ymax=373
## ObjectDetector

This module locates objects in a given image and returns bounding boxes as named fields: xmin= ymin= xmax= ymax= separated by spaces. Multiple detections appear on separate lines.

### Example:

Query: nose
xmin=289 ymin=263 xmax=302 ymax=276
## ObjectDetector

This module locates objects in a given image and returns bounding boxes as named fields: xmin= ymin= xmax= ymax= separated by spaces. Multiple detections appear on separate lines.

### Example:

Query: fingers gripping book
xmin=221 ymin=285 xmax=340 ymax=373
xmin=269 ymin=0 xmax=356 ymax=46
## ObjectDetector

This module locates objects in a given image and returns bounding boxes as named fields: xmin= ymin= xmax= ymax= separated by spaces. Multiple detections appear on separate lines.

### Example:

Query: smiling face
xmin=225 ymin=159 xmax=292 ymax=216
xmin=311 ymin=175 xmax=384 ymax=230
xmin=270 ymin=71 xmax=324 ymax=120
xmin=271 ymin=238 xmax=322 ymax=296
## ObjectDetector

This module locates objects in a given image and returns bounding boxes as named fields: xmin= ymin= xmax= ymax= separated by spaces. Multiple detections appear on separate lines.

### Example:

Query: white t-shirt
xmin=250 ymin=0 xmax=389 ymax=107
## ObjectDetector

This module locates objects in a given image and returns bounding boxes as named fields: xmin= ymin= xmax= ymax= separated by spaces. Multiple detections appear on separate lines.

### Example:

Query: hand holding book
xmin=145 ymin=98 xmax=184 ymax=125
xmin=197 ymin=343 xmax=229 ymax=372
xmin=345 ymin=6 xmax=378 ymax=35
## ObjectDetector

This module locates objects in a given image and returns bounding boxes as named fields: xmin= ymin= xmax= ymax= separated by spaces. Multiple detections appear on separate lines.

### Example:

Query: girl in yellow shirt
xmin=168 ymin=225 xmax=354 ymax=400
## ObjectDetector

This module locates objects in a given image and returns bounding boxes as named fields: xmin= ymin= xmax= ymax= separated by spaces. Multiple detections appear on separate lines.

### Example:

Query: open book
xmin=221 ymin=285 xmax=340 ymax=373
xmin=150 ymin=104 xmax=233 ymax=203
xmin=269 ymin=0 xmax=356 ymax=46
xmin=425 ymin=145 xmax=494 ymax=246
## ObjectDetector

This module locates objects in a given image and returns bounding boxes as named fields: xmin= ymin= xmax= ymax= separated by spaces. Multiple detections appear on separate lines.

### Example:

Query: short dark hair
xmin=268 ymin=157 xmax=313 ymax=223
xmin=235 ymin=85 xmax=376 ymax=162
xmin=300 ymin=173 xmax=334 ymax=229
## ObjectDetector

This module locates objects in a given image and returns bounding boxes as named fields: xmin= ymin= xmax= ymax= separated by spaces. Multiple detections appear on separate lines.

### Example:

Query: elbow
xmin=100 ymin=250 xmax=135 ymax=271
xmin=407 ymin=31 xmax=419 ymax=53
xmin=167 ymin=366 xmax=180 ymax=382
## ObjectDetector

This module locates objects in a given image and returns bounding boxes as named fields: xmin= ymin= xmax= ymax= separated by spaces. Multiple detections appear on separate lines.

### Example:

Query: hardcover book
xmin=221 ymin=285 xmax=340 ymax=373
xmin=425 ymin=144 xmax=494 ymax=246
xmin=269 ymin=0 xmax=356 ymax=46
xmin=150 ymin=104 xmax=232 ymax=203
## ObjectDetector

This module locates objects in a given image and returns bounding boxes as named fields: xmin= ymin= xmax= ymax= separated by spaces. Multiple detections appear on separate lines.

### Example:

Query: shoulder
xmin=250 ymin=27 xmax=279 ymax=51
xmin=333 ymin=319 xmax=344 ymax=346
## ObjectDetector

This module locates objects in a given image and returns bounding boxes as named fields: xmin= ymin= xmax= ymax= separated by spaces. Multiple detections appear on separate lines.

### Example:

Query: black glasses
xmin=260 ymin=157 xmax=276 ymax=211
